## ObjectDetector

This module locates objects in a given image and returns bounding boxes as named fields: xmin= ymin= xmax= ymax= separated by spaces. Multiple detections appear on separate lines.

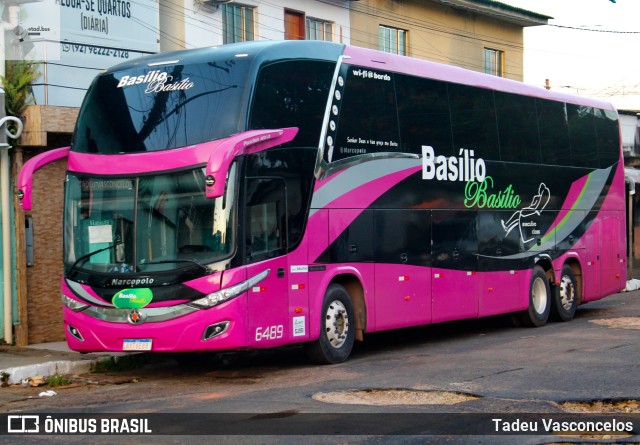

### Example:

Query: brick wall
xmin=25 ymin=158 xmax=66 ymax=344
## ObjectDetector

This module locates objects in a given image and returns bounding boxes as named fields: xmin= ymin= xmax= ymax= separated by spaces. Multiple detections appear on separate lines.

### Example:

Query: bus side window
xmin=594 ymin=108 xmax=620 ymax=167
xmin=568 ymin=105 xmax=599 ymax=168
xmin=449 ymin=83 xmax=500 ymax=161
xmin=495 ymin=91 xmax=541 ymax=164
xmin=245 ymin=178 xmax=287 ymax=261
xmin=396 ymin=74 xmax=453 ymax=156
xmin=537 ymin=99 xmax=571 ymax=166
xmin=332 ymin=65 xmax=400 ymax=163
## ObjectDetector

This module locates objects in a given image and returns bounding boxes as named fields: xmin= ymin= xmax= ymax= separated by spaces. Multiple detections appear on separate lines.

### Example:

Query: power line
xmin=549 ymin=23 xmax=640 ymax=34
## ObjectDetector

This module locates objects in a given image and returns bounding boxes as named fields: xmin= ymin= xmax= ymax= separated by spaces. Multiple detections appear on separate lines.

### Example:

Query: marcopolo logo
xmin=112 ymin=288 xmax=153 ymax=309
xmin=111 ymin=277 xmax=154 ymax=286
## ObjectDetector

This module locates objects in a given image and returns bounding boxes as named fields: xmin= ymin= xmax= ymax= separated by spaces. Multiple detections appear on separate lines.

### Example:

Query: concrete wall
xmin=161 ymin=0 xmax=351 ymax=51
xmin=349 ymin=0 xmax=526 ymax=81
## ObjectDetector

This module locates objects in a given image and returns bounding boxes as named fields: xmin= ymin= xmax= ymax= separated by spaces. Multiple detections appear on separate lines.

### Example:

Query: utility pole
xmin=0 ymin=89 xmax=23 ymax=344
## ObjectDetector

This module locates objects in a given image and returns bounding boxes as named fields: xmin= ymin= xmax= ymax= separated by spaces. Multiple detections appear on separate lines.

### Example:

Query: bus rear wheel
xmin=550 ymin=264 xmax=578 ymax=322
xmin=306 ymin=283 xmax=355 ymax=364
xmin=518 ymin=265 xmax=551 ymax=327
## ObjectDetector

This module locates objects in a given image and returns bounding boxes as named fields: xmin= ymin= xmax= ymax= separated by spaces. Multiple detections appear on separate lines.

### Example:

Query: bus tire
xmin=306 ymin=283 xmax=355 ymax=364
xmin=550 ymin=264 xmax=578 ymax=322
xmin=519 ymin=265 xmax=551 ymax=327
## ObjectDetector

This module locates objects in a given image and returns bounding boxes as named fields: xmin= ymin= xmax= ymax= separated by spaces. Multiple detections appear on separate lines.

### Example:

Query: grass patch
xmin=46 ymin=374 xmax=72 ymax=387
xmin=91 ymin=355 xmax=145 ymax=373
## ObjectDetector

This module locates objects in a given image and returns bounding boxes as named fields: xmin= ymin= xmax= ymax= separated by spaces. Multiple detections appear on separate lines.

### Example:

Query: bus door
xmin=431 ymin=210 xmax=479 ymax=323
xmin=582 ymin=216 xmax=601 ymax=301
xmin=374 ymin=209 xmax=431 ymax=330
xmin=600 ymin=212 xmax=625 ymax=296
xmin=583 ymin=212 xmax=624 ymax=301
xmin=477 ymin=211 xmax=525 ymax=316
xmin=244 ymin=178 xmax=290 ymax=347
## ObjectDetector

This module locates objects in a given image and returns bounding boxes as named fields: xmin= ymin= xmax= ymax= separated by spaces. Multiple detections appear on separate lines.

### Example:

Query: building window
xmin=306 ymin=17 xmax=333 ymax=41
xmin=222 ymin=4 xmax=255 ymax=44
xmin=285 ymin=10 xmax=305 ymax=40
xmin=484 ymin=48 xmax=504 ymax=77
xmin=379 ymin=25 xmax=406 ymax=55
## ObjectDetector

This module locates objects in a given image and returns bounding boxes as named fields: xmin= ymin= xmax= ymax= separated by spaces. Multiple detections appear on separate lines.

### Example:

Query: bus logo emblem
xmin=128 ymin=309 xmax=146 ymax=325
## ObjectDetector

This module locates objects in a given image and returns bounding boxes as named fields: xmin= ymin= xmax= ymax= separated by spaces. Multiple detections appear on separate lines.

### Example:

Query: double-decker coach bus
xmin=18 ymin=41 xmax=625 ymax=364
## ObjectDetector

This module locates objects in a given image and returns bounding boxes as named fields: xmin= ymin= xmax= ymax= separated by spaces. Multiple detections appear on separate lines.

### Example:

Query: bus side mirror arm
xmin=17 ymin=146 xmax=71 ymax=210
xmin=205 ymin=128 xmax=298 ymax=199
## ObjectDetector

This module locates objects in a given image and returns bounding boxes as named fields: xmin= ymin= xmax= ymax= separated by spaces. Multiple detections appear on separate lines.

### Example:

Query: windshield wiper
xmin=67 ymin=241 xmax=123 ymax=276
xmin=141 ymin=258 xmax=211 ymax=274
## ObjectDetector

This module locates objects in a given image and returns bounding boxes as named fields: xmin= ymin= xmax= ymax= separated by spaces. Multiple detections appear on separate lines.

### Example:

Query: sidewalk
xmin=0 ymin=342 xmax=123 ymax=386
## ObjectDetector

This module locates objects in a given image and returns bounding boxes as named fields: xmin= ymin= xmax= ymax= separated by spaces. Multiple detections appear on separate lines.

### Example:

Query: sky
xmin=499 ymin=0 xmax=640 ymax=111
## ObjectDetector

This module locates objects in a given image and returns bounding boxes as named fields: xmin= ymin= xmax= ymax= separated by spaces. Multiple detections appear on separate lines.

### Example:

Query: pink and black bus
xmin=18 ymin=41 xmax=626 ymax=364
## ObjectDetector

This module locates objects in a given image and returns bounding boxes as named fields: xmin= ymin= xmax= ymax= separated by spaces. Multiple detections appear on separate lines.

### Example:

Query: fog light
xmin=67 ymin=324 xmax=84 ymax=342
xmin=202 ymin=321 xmax=229 ymax=341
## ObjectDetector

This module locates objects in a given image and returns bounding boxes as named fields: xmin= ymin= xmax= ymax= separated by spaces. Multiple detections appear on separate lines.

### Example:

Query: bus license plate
xmin=123 ymin=339 xmax=152 ymax=351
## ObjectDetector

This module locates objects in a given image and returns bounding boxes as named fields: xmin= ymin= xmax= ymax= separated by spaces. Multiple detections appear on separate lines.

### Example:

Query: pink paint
xmin=18 ymin=147 xmax=70 ymax=210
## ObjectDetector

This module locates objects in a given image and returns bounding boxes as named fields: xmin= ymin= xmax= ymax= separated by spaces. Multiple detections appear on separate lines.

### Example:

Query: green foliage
xmin=45 ymin=374 xmax=72 ymax=387
xmin=91 ymin=355 xmax=141 ymax=373
xmin=1 ymin=60 xmax=39 ymax=133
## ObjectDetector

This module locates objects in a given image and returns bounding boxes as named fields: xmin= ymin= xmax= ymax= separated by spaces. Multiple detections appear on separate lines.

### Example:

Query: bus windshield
xmin=72 ymin=60 xmax=249 ymax=153
xmin=63 ymin=165 xmax=237 ymax=274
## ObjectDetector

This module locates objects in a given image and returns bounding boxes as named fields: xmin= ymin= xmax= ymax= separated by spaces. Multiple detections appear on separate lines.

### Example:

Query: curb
xmin=1 ymin=358 xmax=105 ymax=386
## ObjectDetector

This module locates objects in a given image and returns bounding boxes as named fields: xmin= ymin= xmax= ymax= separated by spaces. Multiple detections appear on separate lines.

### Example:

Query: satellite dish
xmin=12 ymin=25 xmax=28 ymax=42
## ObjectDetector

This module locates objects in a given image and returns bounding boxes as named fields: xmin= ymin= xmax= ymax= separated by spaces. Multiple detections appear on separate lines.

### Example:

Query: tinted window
xmin=495 ymin=92 xmax=540 ymax=163
xmin=449 ymin=83 xmax=500 ymax=161
xmin=396 ymin=74 xmax=453 ymax=156
xmin=375 ymin=209 xmax=431 ymax=266
xmin=431 ymin=210 xmax=477 ymax=270
xmin=250 ymin=60 xmax=335 ymax=148
xmin=73 ymin=61 xmax=249 ymax=153
xmin=537 ymin=99 xmax=571 ymax=165
xmin=568 ymin=105 xmax=599 ymax=168
xmin=332 ymin=65 xmax=400 ymax=163
xmin=245 ymin=178 xmax=286 ymax=261
xmin=245 ymin=148 xmax=316 ymax=249
xmin=594 ymin=108 xmax=620 ymax=167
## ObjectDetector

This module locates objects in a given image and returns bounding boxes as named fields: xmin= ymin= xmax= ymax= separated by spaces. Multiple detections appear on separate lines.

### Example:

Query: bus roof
xmin=103 ymin=40 xmax=345 ymax=75
xmin=102 ymin=40 xmax=615 ymax=113
xmin=343 ymin=45 xmax=616 ymax=112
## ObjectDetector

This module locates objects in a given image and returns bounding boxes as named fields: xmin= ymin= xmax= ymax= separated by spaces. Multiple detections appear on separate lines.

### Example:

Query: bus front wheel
xmin=519 ymin=265 xmax=551 ymax=327
xmin=306 ymin=283 xmax=355 ymax=364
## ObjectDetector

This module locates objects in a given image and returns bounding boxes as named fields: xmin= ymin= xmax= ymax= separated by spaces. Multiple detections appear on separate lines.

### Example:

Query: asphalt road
xmin=3 ymin=290 xmax=640 ymax=444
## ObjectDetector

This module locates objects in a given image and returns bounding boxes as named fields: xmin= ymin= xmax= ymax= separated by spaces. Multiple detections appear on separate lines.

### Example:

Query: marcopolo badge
xmin=112 ymin=288 xmax=153 ymax=309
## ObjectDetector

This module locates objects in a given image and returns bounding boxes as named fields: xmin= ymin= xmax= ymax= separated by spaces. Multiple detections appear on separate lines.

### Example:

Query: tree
xmin=1 ymin=60 xmax=39 ymax=134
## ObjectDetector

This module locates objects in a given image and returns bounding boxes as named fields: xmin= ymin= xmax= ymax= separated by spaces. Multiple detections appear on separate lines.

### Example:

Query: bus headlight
xmin=190 ymin=269 xmax=270 ymax=309
xmin=62 ymin=294 xmax=89 ymax=312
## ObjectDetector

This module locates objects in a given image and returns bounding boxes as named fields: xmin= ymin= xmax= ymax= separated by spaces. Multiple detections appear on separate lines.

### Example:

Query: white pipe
xmin=0 ymin=116 xmax=23 ymax=344
xmin=1 ymin=145 xmax=11 ymax=344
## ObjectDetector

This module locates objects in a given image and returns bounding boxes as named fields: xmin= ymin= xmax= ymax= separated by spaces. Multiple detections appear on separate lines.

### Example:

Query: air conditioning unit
xmin=196 ymin=0 xmax=232 ymax=10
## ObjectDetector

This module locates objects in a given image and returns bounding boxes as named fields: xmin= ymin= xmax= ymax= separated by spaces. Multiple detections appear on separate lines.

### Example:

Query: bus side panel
xmin=307 ymin=209 xmax=330 ymax=267
xmin=306 ymin=264 xmax=375 ymax=339
xmin=374 ymin=264 xmax=431 ymax=331
xmin=479 ymin=270 xmax=526 ymax=317
xmin=431 ymin=210 xmax=479 ymax=323
xmin=599 ymin=211 xmax=626 ymax=298
xmin=431 ymin=269 xmax=479 ymax=323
